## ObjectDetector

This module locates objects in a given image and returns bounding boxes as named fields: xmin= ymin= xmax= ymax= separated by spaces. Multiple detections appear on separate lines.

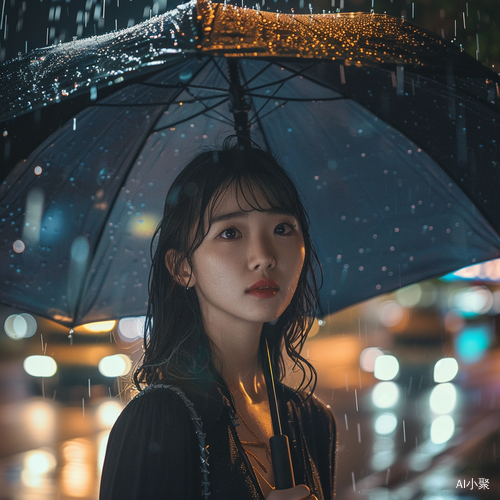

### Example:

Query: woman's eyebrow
xmin=210 ymin=208 xmax=294 ymax=225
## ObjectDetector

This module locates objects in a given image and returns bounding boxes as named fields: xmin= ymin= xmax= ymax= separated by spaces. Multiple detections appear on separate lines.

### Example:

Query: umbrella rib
xmin=276 ymin=61 xmax=342 ymax=94
xmin=248 ymin=100 xmax=291 ymax=126
xmin=180 ymin=90 xmax=235 ymax=127
xmin=245 ymin=61 xmax=320 ymax=92
xmin=247 ymin=79 xmax=287 ymax=125
xmin=94 ymin=94 xmax=229 ymax=107
xmin=154 ymin=97 xmax=232 ymax=131
xmin=241 ymin=61 xmax=275 ymax=86
xmin=248 ymin=94 xmax=346 ymax=102
xmin=138 ymin=82 xmax=230 ymax=94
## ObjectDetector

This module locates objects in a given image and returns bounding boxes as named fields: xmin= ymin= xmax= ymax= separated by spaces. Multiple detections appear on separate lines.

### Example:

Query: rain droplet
xmin=34 ymin=166 xmax=42 ymax=175
xmin=13 ymin=240 xmax=25 ymax=253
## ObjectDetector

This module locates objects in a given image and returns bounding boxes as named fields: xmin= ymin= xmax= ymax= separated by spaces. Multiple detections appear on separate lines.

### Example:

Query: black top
xmin=99 ymin=371 xmax=336 ymax=499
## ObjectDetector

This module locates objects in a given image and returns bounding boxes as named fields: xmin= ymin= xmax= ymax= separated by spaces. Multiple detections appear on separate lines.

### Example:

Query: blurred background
xmin=2 ymin=263 xmax=500 ymax=499
xmin=1 ymin=0 xmax=499 ymax=499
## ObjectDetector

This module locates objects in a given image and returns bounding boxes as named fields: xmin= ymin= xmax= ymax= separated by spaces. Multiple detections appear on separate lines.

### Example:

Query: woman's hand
xmin=266 ymin=485 xmax=318 ymax=500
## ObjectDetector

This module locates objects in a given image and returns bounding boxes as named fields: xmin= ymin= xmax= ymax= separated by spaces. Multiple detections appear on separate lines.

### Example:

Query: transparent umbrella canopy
xmin=0 ymin=0 xmax=499 ymax=327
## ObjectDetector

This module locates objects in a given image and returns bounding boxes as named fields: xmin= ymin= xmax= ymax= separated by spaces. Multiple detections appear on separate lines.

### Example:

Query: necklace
xmin=235 ymin=408 xmax=275 ymax=492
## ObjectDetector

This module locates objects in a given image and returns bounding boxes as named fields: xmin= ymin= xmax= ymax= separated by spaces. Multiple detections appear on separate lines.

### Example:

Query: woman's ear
xmin=165 ymin=249 xmax=196 ymax=288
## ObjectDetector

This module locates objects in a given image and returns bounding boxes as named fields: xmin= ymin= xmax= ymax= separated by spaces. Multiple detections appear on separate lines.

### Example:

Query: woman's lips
xmin=246 ymin=279 xmax=280 ymax=299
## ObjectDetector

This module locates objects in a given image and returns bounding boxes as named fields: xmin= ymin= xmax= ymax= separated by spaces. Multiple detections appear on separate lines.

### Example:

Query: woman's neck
xmin=206 ymin=321 xmax=266 ymax=402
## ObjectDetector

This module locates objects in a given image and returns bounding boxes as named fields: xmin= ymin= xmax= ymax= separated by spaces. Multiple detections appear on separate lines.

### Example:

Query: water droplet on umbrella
xmin=13 ymin=239 xmax=25 ymax=253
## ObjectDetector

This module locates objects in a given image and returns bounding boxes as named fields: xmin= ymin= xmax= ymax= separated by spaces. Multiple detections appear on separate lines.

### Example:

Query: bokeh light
xmin=433 ymin=358 xmax=459 ymax=383
xmin=430 ymin=415 xmax=455 ymax=444
xmin=378 ymin=301 xmax=404 ymax=327
xmin=374 ymin=355 xmax=399 ymax=381
xmin=429 ymin=383 xmax=457 ymax=414
xmin=118 ymin=316 xmax=146 ymax=341
xmin=372 ymin=382 xmax=399 ymax=409
xmin=371 ymin=437 xmax=396 ymax=471
xmin=4 ymin=313 xmax=37 ymax=339
xmin=360 ymin=347 xmax=383 ymax=372
xmin=24 ymin=449 xmax=57 ymax=475
xmin=374 ymin=412 xmax=398 ymax=435
xmin=96 ymin=400 xmax=123 ymax=429
xmin=81 ymin=320 xmax=117 ymax=333
xmin=453 ymin=286 xmax=493 ymax=317
xmin=455 ymin=324 xmax=492 ymax=364
xmin=23 ymin=355 xmax=57 ymax=377
xmin=395 ymin=284 xmax=422 ymax=307
xmin=98 ymin=354 xmax=132 ymax=377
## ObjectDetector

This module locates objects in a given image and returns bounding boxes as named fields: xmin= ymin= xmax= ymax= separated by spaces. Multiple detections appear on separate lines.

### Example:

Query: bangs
xmin=205 ymin=171 xmax=302 ymax=230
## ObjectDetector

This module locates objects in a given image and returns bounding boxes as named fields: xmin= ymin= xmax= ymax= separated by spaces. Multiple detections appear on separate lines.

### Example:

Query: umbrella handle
xmin=270 ymin=435 xmax=295 ymax=490
xmin=262 ymin=329 xmax=296 ymax=490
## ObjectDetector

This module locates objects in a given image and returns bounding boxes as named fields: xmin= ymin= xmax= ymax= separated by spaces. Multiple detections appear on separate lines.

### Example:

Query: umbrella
xmin=1 ymin=0 xmax=500 ymax=326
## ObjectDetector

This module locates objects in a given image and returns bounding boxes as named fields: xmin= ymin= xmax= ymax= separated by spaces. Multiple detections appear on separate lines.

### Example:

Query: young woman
xmin=99 ymin=141 xmax=336 ymax=500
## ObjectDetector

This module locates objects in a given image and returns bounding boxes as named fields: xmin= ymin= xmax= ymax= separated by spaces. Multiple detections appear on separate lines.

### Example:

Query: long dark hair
xmin=133 ymin=139 xmax=321 ymax=394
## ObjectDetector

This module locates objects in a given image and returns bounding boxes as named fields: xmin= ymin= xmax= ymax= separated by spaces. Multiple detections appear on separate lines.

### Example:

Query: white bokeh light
xmin=429 ymin=383 xmax=457 ymax=414
xmin=374 ymin=412 xmax=398 ymax=435
xmin=374 ymin=355 xmax=399 ymax=381
xmin=98 ymin=354 xmax=132 ymax=377
xmin=433 ymin=358 xmax=459 ymax=383
xmin=372 ymin=382 xmax=399 ymax=409
xmin=118 ymin=316 xmax=146 ymax=341
xmin=453 ymin=286 xmax=493 ymax=315
xmin=4 ymin=313 xmax=37 ymax=340
xmin=23 ymin=356 xmax=57 ymax=377
xmin=430 ymin=415 xmax=455 ymax=444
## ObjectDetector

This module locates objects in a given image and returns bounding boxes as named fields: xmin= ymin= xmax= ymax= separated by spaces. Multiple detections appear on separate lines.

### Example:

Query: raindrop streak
xmin=0 ymin=0 xmax=5 ymax=30
xmin=385 ymin=468 xmax=391 ymax=485
xmin=402 ymin=420 xmax=406 ymax=442
xmin=355 ymin=389 xmax=359 ymax=411
xmin=344 ymin=413 xmax=349 ymax=430
xmin=88 ymin=379 xmax=91 ymax=398
xmin=73 ymin=118 xmax=77 ymax=131
xmin=40 ymin=334 xmax=44 ymax=352
xmin=351 ymin=471 xmax=356 ymax=492
xmin=82 ymin=398 xmax=85 ymax=417
xmin=357 ymin=423 xmax=361 ymax=443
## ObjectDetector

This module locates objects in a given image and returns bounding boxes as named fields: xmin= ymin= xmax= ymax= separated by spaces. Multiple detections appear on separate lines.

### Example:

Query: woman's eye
xmin=219 ymin=228 xmax=239 ymax=239
xmin=274 ymin=223 xmax=295 ymax=235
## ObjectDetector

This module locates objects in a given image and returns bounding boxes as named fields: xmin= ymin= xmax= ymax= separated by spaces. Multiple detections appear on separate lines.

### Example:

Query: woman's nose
xmin=248 ymin=236 xmax=276 ymax=270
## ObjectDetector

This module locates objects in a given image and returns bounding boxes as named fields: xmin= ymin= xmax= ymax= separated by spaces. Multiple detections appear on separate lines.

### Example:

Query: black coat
xmin=100 ymin=372 xmax=336 ymax=499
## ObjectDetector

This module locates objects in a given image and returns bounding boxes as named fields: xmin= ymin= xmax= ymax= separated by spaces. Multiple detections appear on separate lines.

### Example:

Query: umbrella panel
xmin=2 ymin=57 xmax=499 ymax=325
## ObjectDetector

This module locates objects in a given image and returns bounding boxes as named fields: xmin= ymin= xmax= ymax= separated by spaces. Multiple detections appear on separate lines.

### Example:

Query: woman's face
xmin=186 ymin=183 xmax=305 ymax=333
